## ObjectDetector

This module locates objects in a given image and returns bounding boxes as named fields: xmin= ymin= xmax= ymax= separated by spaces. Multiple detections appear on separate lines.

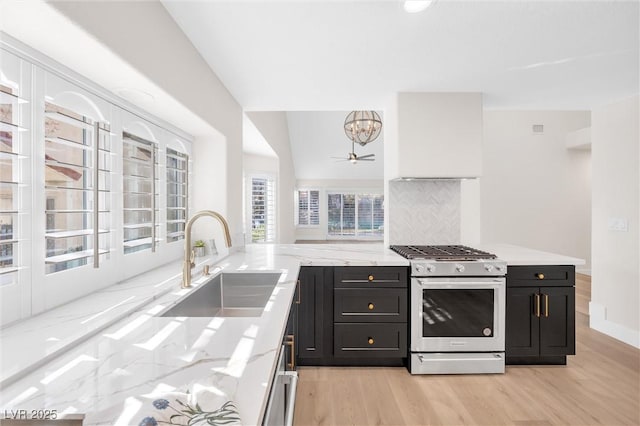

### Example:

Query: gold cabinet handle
xmin=368 ymin=337 xmax=374 ymax=345
xmin=368 ymin=303 xmax=374 ymax=310
xmin=296 ymin=279 xmax=301 ymax=305
xmin=543 ymin=294 xmax=549 ymax=317
xmin=285 ymin=335 xmax=295 ymax=370
xmin=535 ymin=293 xmax=541 ymax=318
xmin=368 ymin=274 xmax=374 ymax=282
xmin=536 ymin=273 xmax=545 ymax=280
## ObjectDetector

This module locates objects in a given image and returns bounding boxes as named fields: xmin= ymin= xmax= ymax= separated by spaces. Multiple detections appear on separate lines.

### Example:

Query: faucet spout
xmin=182 ymin=210 xmax=232 ymax=288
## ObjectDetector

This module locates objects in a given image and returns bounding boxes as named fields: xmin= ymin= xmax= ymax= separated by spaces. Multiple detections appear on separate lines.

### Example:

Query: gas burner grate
xmin=390 ymin=245 xmax=497 ymax=260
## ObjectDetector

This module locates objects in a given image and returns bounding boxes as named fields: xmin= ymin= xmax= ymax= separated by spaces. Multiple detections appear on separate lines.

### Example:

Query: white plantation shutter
xmin=122 ymin=132 xmax=158 ymax=254
xmin=44 ymin=102 xmax=112 ymax=273
xmin=372 ymin=195 xmax=384 ymax=236
xmin=327 ymin=192 xmax=383 ymax=238
xmin=0 ymin=84 xmax=26 ymax=283
xmin=251 ymin=176 xmax=276 ymax=243
xmin=309 ymin=190 xmax=319 ymax=225
xmin=297 ymin=189 xmax=319 ymax=226
xmin=166 ymin=148 xmax=188 ymax=243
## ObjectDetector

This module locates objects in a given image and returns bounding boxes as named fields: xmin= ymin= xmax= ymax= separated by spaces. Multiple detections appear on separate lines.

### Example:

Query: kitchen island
xmin=0 ymin=244 xmax=407 ymax=426
xmin=0 ymin=243 xmax=584 ymax=425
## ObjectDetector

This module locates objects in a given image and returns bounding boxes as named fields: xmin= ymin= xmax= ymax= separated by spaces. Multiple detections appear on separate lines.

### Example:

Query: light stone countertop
xmin=477 ymin=243 xmax=586 ymax=266
xmin=0 ymin=243 xmax=407 ymax=426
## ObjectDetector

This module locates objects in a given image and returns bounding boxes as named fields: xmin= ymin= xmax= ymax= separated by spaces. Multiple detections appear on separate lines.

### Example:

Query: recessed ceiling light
xmin=404 ymin=0 xmax=434 ymax=13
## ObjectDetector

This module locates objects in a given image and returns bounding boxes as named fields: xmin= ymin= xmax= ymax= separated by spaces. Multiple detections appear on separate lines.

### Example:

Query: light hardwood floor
xmin=293 ymin=274 xmax=640 ymax=425
xmin=575 ymin=273 xmax=591 ymax=316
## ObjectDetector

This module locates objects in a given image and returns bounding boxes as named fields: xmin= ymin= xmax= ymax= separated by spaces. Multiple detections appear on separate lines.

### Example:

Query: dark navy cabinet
xmin=296 ymin=266 xmax=409 ymax=366
xmin=506 ymin=265 xmax=576 ymax=365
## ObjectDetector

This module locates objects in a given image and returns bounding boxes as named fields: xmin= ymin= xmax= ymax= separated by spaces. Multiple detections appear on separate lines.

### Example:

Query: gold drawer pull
xmin=543 ymin=294 xmax=549 ymax=317
xmin=535 ymin=294 xmax=541 ymax=317
xmin=368 ymin=303 xmax=374 ymax=310
xmin=368 ymin=337 xmax=374 ymax=345
xmin=368 ymin=274 xmax=374 ymax=282
xmin=285 ymin=334 xmax=295 ymax=370
xmin=536 ymin=273 xmax=545 ymax=280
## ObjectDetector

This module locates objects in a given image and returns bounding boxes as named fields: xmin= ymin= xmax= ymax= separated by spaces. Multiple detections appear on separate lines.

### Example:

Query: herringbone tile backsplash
xmin=389 ymin=180 xmax=461 ymax=244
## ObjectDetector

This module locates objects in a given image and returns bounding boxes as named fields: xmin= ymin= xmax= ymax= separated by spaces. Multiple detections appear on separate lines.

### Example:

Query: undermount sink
xmin=159 ymin=272 xmax=281 ymax=318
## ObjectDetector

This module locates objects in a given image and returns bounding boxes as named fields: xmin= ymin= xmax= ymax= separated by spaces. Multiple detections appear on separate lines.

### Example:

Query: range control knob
xmin=415 ymin=264 xmax=425 ymax=273
xmin=426 ymin=264 xmax=435 ymax=273
xmin=484 ymin=264 xmax=494 ymax=272
xmin=496 ymin=265 xmax=505 ymax=272
xmin=455 ymin=264 xmax=465 ymax=273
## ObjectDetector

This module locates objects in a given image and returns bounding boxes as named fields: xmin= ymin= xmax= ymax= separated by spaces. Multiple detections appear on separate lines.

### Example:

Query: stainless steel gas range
xmin=390 ymin=245 xmax=507 ymax=375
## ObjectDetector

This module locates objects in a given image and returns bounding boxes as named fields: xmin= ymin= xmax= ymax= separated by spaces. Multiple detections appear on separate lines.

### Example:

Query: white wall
xmin=244 ymin=112 xmax=296 ymax=244
xmin=295 ymin=179 xmax=383 ymax=241
xmin=590 ymin=95 xmax=639 ymax=348
xmin=396 ymin=92 xmax=483 ymax=178
xmin=481 ymin=111 xmax=592 ymax=271
xmin=244 ymin=153 xmax=279 ymax=175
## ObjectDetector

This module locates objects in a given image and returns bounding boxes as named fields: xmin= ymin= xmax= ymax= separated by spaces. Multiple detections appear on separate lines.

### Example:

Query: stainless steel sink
xmin=159 ymin=272 xmax=281 ymax=318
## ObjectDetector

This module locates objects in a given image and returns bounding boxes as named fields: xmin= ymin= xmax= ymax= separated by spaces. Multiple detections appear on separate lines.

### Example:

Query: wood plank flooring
xmin=293 ymin=275 xmax=640 ymax=426
xmin=575 ymin=273 xmax=591 ymax=316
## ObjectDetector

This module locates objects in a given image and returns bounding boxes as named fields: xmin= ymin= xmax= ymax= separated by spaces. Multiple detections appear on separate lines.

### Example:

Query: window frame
xmin=246 ymin=173 xmax=276 ymax=244
xmin=122 ymin=131 xmax=159 ymax=255
xmin=165 ymin=147 xmax=188 ymax=244
xmin=296 ymin=188 xmax=320 ymax=228
xmin=0 ymin=42 xmax=195 ymax=326
xmin=326 ymin=190 xmax=384 ymax=240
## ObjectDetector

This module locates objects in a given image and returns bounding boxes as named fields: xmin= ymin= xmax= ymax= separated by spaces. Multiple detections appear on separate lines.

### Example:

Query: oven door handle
xmin=416 ymin=278 xmax=504 ymax=287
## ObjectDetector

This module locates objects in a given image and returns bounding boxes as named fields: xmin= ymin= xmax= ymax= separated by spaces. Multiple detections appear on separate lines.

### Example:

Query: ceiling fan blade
xmin=330 ymin=156 xmax=347 ymax=159
xmin=357 ymin=154 xmax=375 ymax=159
xmin=358 ymin=158 xmax=375 ymax=161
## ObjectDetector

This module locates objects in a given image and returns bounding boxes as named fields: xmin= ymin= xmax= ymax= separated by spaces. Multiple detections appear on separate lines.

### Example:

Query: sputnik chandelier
xmin=343 ymin=110 xmax=382 ymax=146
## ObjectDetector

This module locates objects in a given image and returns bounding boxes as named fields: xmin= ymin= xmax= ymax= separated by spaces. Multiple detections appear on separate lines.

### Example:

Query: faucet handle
xmin=190 ymin=249 xmax=196 ymax=268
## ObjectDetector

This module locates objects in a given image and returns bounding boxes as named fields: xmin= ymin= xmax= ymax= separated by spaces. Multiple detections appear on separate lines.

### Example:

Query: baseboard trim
xmin=576 ymin=268 xmax=591 ymax=276
xmin=589 ymin=301 xmax=640 ymax=348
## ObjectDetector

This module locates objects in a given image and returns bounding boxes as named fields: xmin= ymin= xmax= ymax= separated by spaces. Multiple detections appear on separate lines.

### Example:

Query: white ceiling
xmin=162 ymin=0 xmax=639 ymax=111
xmin=287 ymin=111 xmax=384 ymax=180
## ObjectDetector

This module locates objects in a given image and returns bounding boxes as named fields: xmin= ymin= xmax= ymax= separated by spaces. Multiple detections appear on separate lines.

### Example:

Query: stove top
xmin=390 ymin=245 xmax=497 ymax=261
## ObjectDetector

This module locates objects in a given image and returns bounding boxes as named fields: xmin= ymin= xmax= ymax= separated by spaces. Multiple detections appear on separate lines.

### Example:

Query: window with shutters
xmin=0 ymin=84 xmax=26 ymax=284
xmin=297 ymin=189 xmax=319 ymax=226
xmin=44 ymin=102 xmax=112 ymax=273
xmin=250 ymin=176 xmax=275 ymax=243
xmin=327 ymin=192 xmax=383 ymax=239
xmin=166 ymin=148 xmax=188 ymax=243
xmin=122 ymin=132 xmax=159 ymax=254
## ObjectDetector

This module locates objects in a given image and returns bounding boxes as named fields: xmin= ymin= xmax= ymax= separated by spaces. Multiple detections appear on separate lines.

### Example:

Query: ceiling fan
xmin=331 ymin=140 xmax=375 ymax=164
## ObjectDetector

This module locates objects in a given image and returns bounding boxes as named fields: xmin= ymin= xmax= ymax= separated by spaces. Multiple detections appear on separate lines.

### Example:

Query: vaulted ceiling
xmin=165 ymin=0 xmax=638 ymax=181
xmin=163 ymin=0 xmax=639 ymax=111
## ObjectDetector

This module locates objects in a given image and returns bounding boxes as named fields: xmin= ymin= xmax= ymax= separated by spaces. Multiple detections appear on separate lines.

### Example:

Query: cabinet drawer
xmin=334 ymin=323 xmax=407 ymax=358
xmin=334 ymin=288 xmax=407 ymax=323
xmin=334 ymin=266 xmax=408 ymax=288
xmin=507 ymin=265 xmax=575 ymax=288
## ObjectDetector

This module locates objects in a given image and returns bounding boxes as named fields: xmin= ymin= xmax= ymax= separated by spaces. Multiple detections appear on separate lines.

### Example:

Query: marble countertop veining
xmin=0 ymin=243 xmax=407 ymax=426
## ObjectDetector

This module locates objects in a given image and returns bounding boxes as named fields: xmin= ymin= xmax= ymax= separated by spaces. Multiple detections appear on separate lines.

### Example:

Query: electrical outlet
xmin=607 ymin=217 xmax=628 ymax=232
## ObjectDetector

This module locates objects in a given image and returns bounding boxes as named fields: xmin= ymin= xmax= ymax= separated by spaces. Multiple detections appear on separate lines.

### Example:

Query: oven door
xmin=410 ymin=277 xmax=505 ymax=353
